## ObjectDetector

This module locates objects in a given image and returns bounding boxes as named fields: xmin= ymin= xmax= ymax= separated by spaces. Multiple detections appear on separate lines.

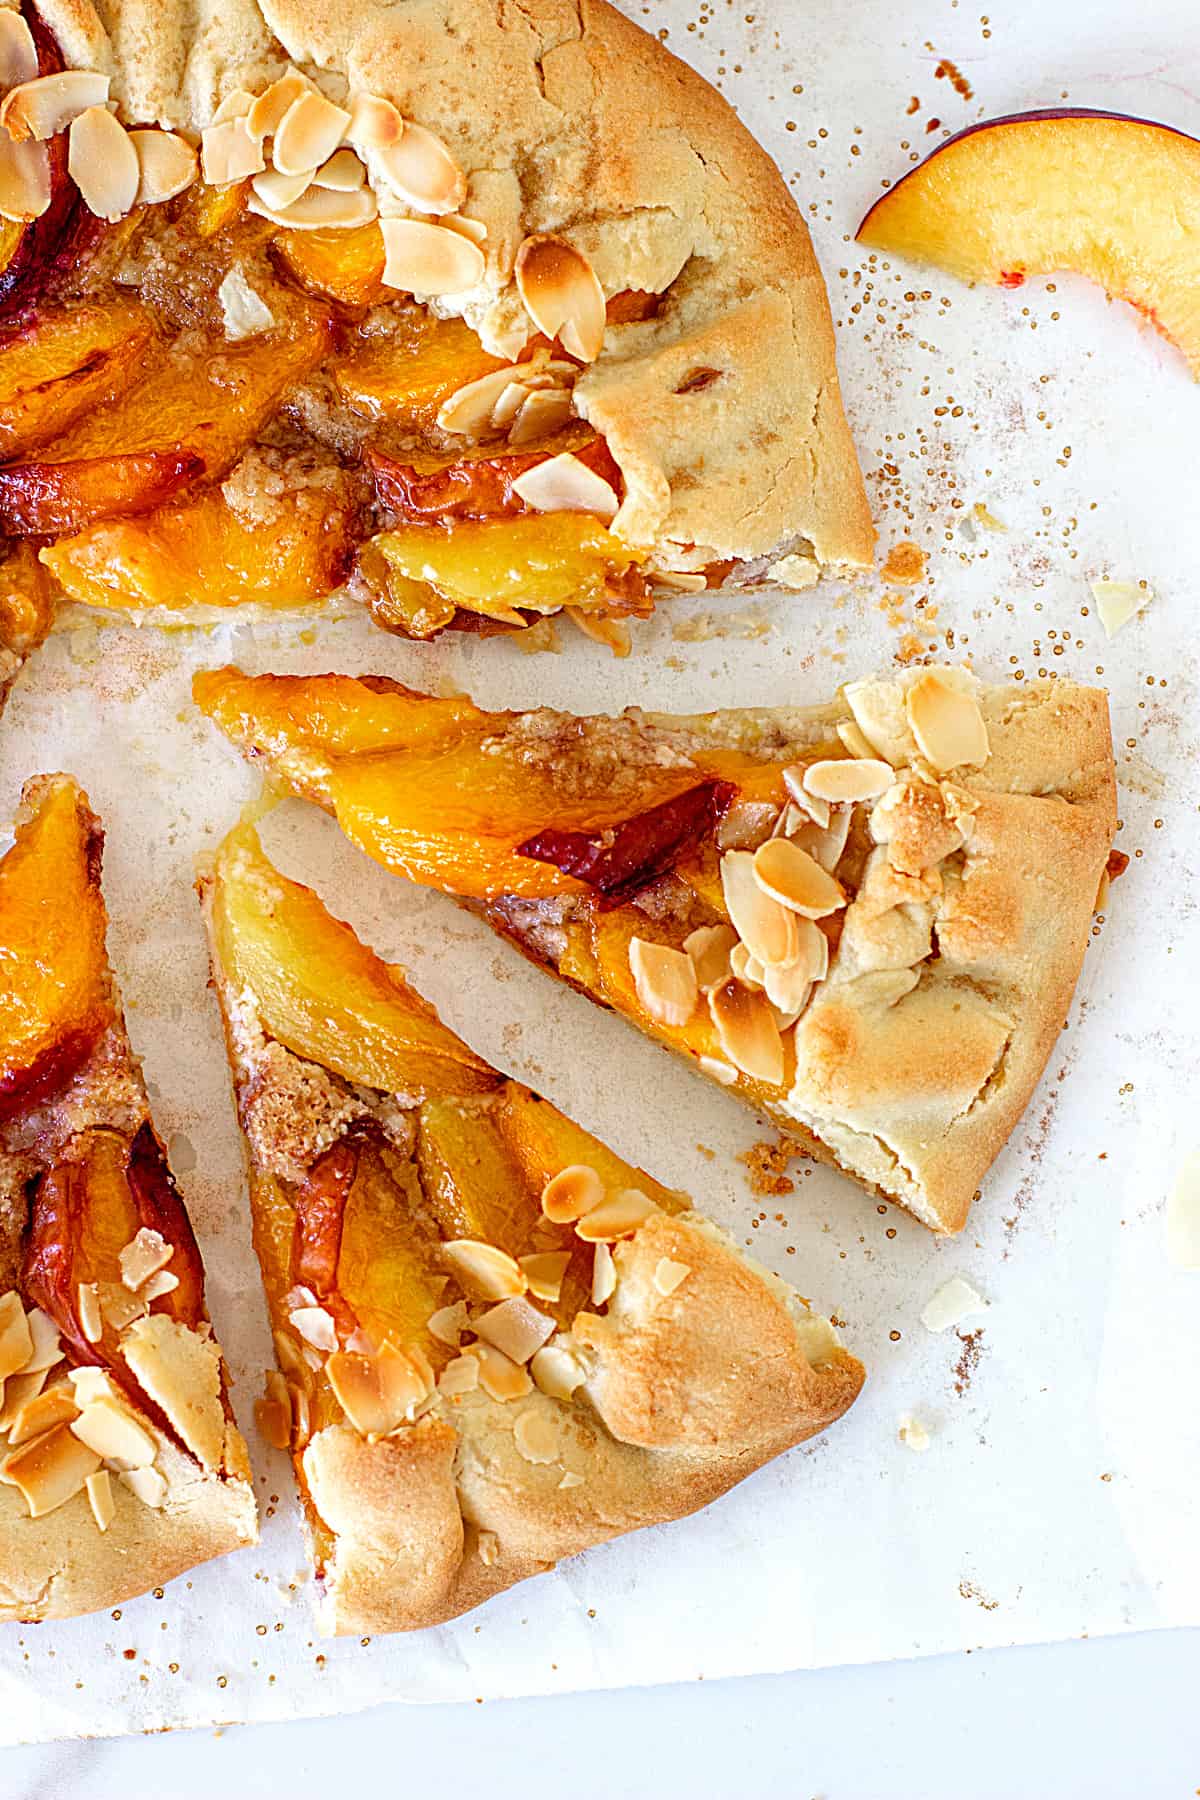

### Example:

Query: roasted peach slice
xmin=857 ymin=111 xmax=1200 ymax=374
xmin=333 ymin=1137 xmax=447 ymax=1351
xmin=415 ymin=1097 xmax=543 ymax=1256
xmin=42 ymin=477 xmax=356 ymax=614
xmin=207 ymin=821 xmax=499 ymax=1098
xmin=0 ymin=538 xmax=53 ymax=666
xmin=192 ymin=666 xmax=481 ymax=760
xmin=493 ymin=1081 xmax=686 ymax=1217
xmin=0 ymin=10 xmax=80 ymax=320
xmin=333 ymin=313 xmax=506 ymax=427
xmin=0 ymin=776 xmax=111 ymax=1118
xmin=368 ymin=428 xmax=613 ymax=521
xmin=0 ymin=301 xmax=155 ymax=459
xmin=273 ymin=223 xmax=388 ymax=306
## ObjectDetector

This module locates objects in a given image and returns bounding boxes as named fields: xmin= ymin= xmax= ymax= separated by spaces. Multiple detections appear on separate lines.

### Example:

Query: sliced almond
xmin=803 ymin=757 xmax=893 ymax=805
xmin=515 ymin=233 xmax=606 ymax=362
xmin=70 ymin=1396 xmax=157 ymax=1469
xmin=752 ymin=838 xmax=846 ymax=920
xmin=698 ymin=1053 xmax=738 ymax=1086
xmin=1092 ymin=578 xmax=1150 ymax=638
xmin=442 ymin=211 xmax=488 ymax=246
xmin=837 ymin=718 xmax=879 ymax=762
xmin=245 ymin=68 xmax=315 ymax=141
xmin=794 ymin=808 xmax=852 ymax=876
xmin=530 ymin=1342 xmax=586 ymax=1401
xmin=0 ymin=69 xmax=109 ymax=142
xmin=6 ymin=1381 xmax=79 ymax=1447
xmin=127 ymin=128 xmax=197 ymax=205
xmin=313 ymin=146 xmax=365 ymax=190
xmin=85 ymin=1466 xmax=115 ymax=1532
xmin=141 ymin=1269 xmax=180 ymax=1302
xmin=120 ymin=1464 xmax=167 ymax=1509
xmin=436 ymin=363 xmax=523 ymax=437
xmin=490 ymin=378 xmax=537 ymax=430
xmin=510 ymin=451 xmax=618 ymax=521
xmin=120 ymin=1314 xmax=225 ymax=1471
xmin=68 ymin=106 xmax=139 ymax=222
xmin=218 ymin=264 xmax=275 ymax=340
xmin=575 ymin=1188 xmax=657 ymax=1242
xmin=590 ymin=1240 xmax=617 ymax=1305
xmin=272 ymin=89 xmax=351 ymax=177
xmin=437 ymin=1353 xmax=481 ymax=1397
xmin=905 ymin=671 xmax=989 ymax=772
xmin=250 ymin=164 xmax=314 ymax=211
xmin=4 ymin=1423 xmax=101 ymax=1517
xmin=98 ymin=1283 xmax=147 ymax=1333
xmin=513 ymin=1406 xmax=559 ymax=1465
xmin=347 ymin=91 xmax=403 ymax=151
xmin=272 ymin=1328 xmax=312 ymax=1388
xmin=508 ymin=386 xmax=574 ymax=444
xmin=326 ymin=1341 xmax=430 ymax=1439
xmin=0 ymin=11 xmax=38 ymax=88
xmin=653 ymin=1257 xmax=690 ymax=1297
xmin=473 ymin=1297 xmax=556 ymax=1365
xmin=21 ymin=1308 xmax=61 ymax=1376
xmin=0 ymin=1367 xmax=45 ymax=1433
xmin=201 ymin=116 xmax=266 ymax=185
xmin=78 ymin=1282 xmax=102 ymax=1345
xmin=0 ymin=1291 xmax=32 ymax=1381
xmin=628 ymin=936 xmax=699 ymax=1028
xmin=67 ymin=1366 xmax=114 ymax=1407
xmin=517 ymin=1251 xmax=573 ymax=1303
xmin=119 ymin=1227 xmax=173 ymax=1293
xmin=375 ymin=121 xmax=466 ymax=214
xmin=287 ymin=1380 xmax=311 ymax=1448
xmin=0 ymin=132 xmax=50 ymax=223
xmin=443 ymin=1239 xmax=526 ymax=1301
xmin=781 ymin=767 xmax=831 ymax=830
xmin=729 ymin=941 xmax=765 ymax=989
xmin=684 ymin=922 xmax=738 ymax=992
xmin=378 ymin=214 xmax=484 ymax=293
xmin=288 ymin=1304 xmax=338 ymax=1352
xmin=708 ymin=977 xmax=785 ymax=1085
xmin=469 ymin=1340 xmax=532 ymax=1402
xmin=427 ymin=1300 xmax=468 ymax=1347
xmin=248 ymin=182 xmax=376 ymax=230
xmin=254 ymin=1370 xmax=292 ymax=1450
xmin=762 ymin=960 xmax=814 ymax=1018
xmin=721 ymin=849 xmax=800 ymax=968
xmin=542 ymin=1164 xmax=604 ymax=1224
xmin=212 ymin=87 xmax=257 ymax=125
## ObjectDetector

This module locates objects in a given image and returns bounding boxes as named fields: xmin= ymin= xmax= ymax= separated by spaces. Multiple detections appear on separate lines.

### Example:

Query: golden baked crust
xmin=26 ymin=0 xmax=873 ymax=575
xmin=199 ymin=822 xmax=864 ymax=1636
xmin=0 ymin=776 xmax=256 ymax=1624
xmin=194 ymin=666 xmax=1117 ymax=1236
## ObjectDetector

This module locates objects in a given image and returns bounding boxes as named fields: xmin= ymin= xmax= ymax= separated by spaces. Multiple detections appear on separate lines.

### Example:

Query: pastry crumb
xmin=920 ymin=1274 xmax=987 ymax=1332
xmin=897 ymin=1412 xmax=931 ymax=1451
xmin=738 ymin=1137 xmax=798 ymax=1196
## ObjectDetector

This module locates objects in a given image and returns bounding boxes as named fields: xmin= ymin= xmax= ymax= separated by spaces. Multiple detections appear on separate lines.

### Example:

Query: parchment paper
xmin=2 ymin=0 xmax=1198 ymax=1745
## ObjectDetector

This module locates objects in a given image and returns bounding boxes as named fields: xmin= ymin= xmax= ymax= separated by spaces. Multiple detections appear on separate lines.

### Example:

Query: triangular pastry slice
xmin=195 ymin=665 xmax=1118 ymax=1236
xmin=0 ymin=776 xmax=256 ymax=1622
xmin=198 ymin=821 xmax=863 ymax=1637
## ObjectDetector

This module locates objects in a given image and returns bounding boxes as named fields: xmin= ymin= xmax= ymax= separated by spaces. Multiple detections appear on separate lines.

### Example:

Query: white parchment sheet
xmin=1 ymin=0 xmax=1198 ymax=1746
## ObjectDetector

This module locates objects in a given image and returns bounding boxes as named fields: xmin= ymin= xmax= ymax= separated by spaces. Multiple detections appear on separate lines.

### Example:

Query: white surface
xmin=2 ymin=0 xmax=1199 ymax=1754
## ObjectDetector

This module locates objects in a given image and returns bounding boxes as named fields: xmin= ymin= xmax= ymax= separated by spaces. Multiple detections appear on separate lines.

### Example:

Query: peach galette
xmin=0 ymin=776 xmax=255 ymax=1623
xmin=196 ymin=666 xmax=1118 ymax=1236
xmin=857 ymin=111 xmax=1200 ymax=374
xmin=199 ymin=820 xmax=864 ymax=1636
xmin=0 ymin=0 xmax=872 ymax=697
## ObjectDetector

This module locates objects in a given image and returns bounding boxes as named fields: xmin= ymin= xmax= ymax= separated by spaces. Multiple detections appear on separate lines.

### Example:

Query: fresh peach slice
xmin=857 ymin=110 xmax=1200 ymax=373
xmin=0 ymin=301 xmax=155 ymax=458
xmin=41 ymin=477 xmax=356 ymax=613
xmin=333 ymin=313 xmax=506 ymax=427
xmin=0 ymin=776 xmax=112 ymax=1117
xmin=273 ymin=222 xmax=388 ymax=305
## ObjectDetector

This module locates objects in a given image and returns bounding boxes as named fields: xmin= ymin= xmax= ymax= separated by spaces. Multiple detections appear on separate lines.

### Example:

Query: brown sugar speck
xmin=738 ymin=1136 xmax=799 ymax=1195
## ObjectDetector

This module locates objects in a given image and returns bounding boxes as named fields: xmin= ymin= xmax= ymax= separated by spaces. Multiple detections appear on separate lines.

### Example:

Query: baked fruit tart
xmin=199 ymin=819 xmax=864 ymax=1636
xmin=0 ymin=775 xmax=255 ymax=1622
xmin=0 ymin=0 xmax=872 ymax=697
xmin=195 ymin=665 xmax=1118 ymax=1236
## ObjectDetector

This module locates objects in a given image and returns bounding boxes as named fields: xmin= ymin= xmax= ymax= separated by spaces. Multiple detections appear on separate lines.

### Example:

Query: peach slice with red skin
xmin=856 ymin=110 xmax=1200 ymax=374
xmin=0 ymin=301 xmax=155 ymax=458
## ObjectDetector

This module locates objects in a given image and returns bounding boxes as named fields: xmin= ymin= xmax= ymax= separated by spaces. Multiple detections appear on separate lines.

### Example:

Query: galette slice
xmin=199 ymin=820 xmax=863 ymax=1637
xmin=195 ymin=666 xmax=1118 ymax=1236
xmin=0 ymin=776 xmax=256 ymax=1623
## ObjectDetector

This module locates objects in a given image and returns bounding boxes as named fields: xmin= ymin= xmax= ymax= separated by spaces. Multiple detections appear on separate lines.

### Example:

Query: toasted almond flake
xmin=313 ymin=146 xmax=365 ymax=190
xmin=721 ymin=849 xmax=800 ymax=967
xmin=212 ymin=87 xmax=257 ymax=125
xmin=653 ymin=1257 xmax=690 ymax=1297
xmin=0 ymin=12 xmax=38 ymax=88
xmin=567 ymin=607 xmax=631 ymax=656
xmin=843 ymin=679 xmax=912 ymax=765
xmin=470 ymin=1340 xmax=532 ymax=1402
xmin=1167 ymin=1148 xmax=1200 ymax=1270
xmin=716 ymin=799 xmax=779 ymax=852
xmin=0 ymin=1292 xmax=32 ymax=1381
xmin=906 ymin=671 xmax=989 ymax=773
xmin=490 ymin=377 xmax=537 ymax=430
xmin=794 ymin=808 xmax=852 ymax=876
xmin=590 ymin=1241 xmax=617 ymax=1305
xmin=752 ymin=837 xmax=846 ymax=920
xmin=327 ymin=1341 xmax=430 ymax=1439
xmin=762 ymin=961 xmax=813 ymax=1018
xmin=78 ymin=1282 xmax=102 ymax=1345
xmin=508 ymin=386 xmax=574 ymax=445
xmin=729 ymin=941 xmax=765 ymax=989
xmin=127 ymin=127 xmax=197 ymax=206
xmin=441 ymin=211 xmax=488 ymax=245
xmin=517 ymin=1251 xmax=573 ymax=1303
xmin=218 ymin=264 xmax=275 ymax=340
xmin=121 ymin=1314 xmax=225 ymax=1470
xmin=836 ymin=718 xmax=878 ymax=762
xmin=0 ymin=1367 xmax=46 ymax=1432
xmin=255 ymin=1370 xmax=292 ymax=1450
xmin=248 ymin=182 xmax=376 ymax=230
xmin=0 ymin=132 xmax=49 ymax=222
xmin=287 ymin=1379 xmax=311 ymax=1448
xmin=542 ymin=1164 xmax=604 ymax=1224
xmin=531 ymin=1342 xmax=586 ymax=1401
xmin=21 ymin=1308 xmax=60 ymax=1375
xmin=513 ymin=1406 xmax=559 ymax=1465
xmin=920 ymin=1276 xmax=987 ymax=1333
xmin=70 ymin=1396 xmax=157 ymax=1469
xmin=272 ymin=1328 xmax=312 ymax=1387
xmin=67 ymin=1366 xmax=114 ymax=1407
xmin=6 ymin=1381 xmax=79 ymax=1447
xmin=201 ymin=116 xmax=265 ymax=185
xmin=289 ymin=1304 xmax=338 ymax=1352
xmin=119 ymin=1226 xmax=173 ymax=1293
xmin=576 ymin=1188 xmax=656 ymax=1243
xmin=378 ymin=214 xmax=483 ymax=293
xmin=781 ymin=767 xmax=831 ymax=830
xmin=684 ymin=922 xmax=738 ymax=992
xmin=803 ymin=757 xmax=893 ymax=805
xmin=510 ymin=450 xmax=618 ymax=521
xmin=375 ymin=120 xmax=466 ymax=214
xmin=98 ymin=1283 xmax=147 ymax=1332
xmin=474 ymin=1297 xmax=556 ymax=1365
xmin=120 ymin=1464 xmax=167 ymax=1509
xmin=438 ymin=1353 xmax=481 ymax=1398
xmin=245 ymin=68 xmax=315 ymax=140
xmin=250 ymin=164 xmax=313 ymax=210
xmin=515 ymin=233 xmax=605 ymax=362
xmin=0 ymin=69 xmax=110 ymax=142
xmin=436 ymin=363 xmax=524 ymax=437
xmin=141 ymin=1269 xmax=179 ymax=1303
xmin=558 ymin=1468 xmax=585 ymax=1489
xmin=708 ymin=977 xmax=784 ymax=1085
xmin=346 ymin=90 xmax=403 ymax=151
xmin=443 ymin=1239 xmax=526 ymax=1300
xmin=477 ymin=1527 xmax=500 ymax=1566
xmin=1091 ymin=579 xmax=1150 ymax=639
xmin=898 ymin=1413 xmax=931 ymax=1452
xmin=428 ymin=1300 xmax=468 ymax=1347
xmin=698 ymin=1053 xmax=738 ymax=1086
xmin=272 ymin=89 xmax=351 ymax=177
xmin=84 ymin=1465 xmax=115 ymax=1530
xmin=628 ymin=936 xmax=699 ymax=1028
xmin=4 ymin=1423 xmax=101 ymax=1517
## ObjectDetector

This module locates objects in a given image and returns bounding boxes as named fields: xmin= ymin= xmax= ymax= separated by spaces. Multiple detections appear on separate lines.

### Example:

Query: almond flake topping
xmin=781 ymin=767 xmax=831 ymax=830
xmin=98 ymin=1283 xmax=147 ymax=1332
xmin=119 ymin=1227 xmax=174 ymax=1293
xmin=752 ymin=838 xmax=846 ymax=920
xmin=508 ymin=387 xmax=574 ymax=444
xmin=428 ymin=1300 xmax=468 ymax=1347
xmin=245 ymin=68 xmax=315 ymax=140
xmin=212 ymin=88 xmax=256 ymax=125
xmin=530 ymin=1342 xmax=586 ymax=1401
xmin=438 ymin=1353 xmax=480 ymax=1397
xmin=6 ymin=1381 xmax=79 ymax=1447
xmin=510 ymin=451 xmax=619 ymax=521
xmin=218 ymin=265 xmax=275 ymax=340
xmin=802 ymin=757 xmax=894 ymax=805
xmin=0 ymin=69 xmax=110 ymax=141
xmin=542 ymin=1164 xmax=604 ymax=1224
xmin=255 ymin=1369 xmax=293 ymax=1450
xmin=120 ymin=1465 xmax=167 ymax=1509
xmin=68 ymin=107 xmax=139 ymax=222
xmin=590 ymin=1241 xmax=617 ymax=1305
xmin=0 ymin=12 xmax=38 ymax=89
xmin=347 ymin=91 xmax=403 ymax=152
xmin=86 ymin=1467 xmax=116 ymax=1531
xmin=0 ymin=133 xmax=50 ymax=223
xmin=437 ymin=363 xmax=525 ymax=437
xmin=729 ymin=941 xmax=765 ymax=989
xmin=129 ymin=128 xmax=198 ymax=205
xmin=684 ymin=922 xmax=738 ymax=992
xmin=575 ymin=1188 xmax=657 ymax=1242
xmin=0 ymin=1291 xmax=32 ymax=1381
xmin=70 ymin=1395 xmax=157 ymax=1468
xmin=469 ymin=1340 xmax=532 ymax=1402
xmin=68 ymin=1367 xmax=114 ymax=1406
xmin=200 ymin=116 xmax=266 ymax=186
xmin=326 ymin=1342 xmax=430 ymax=1439
xmin=249 ymin=183 xmax=376 ymax=231
xmin=251 ymin=164 xmax=313 ymax=211
xmin=1091 ymin=578 xmax=1150 ymax=639
xmin=653 ymin=1257 xmax=691 ymax=1297
xmin=78 ymin=1282 xmax=103 ymax=1345
xmin=698 ymin=1053 xmax=738 ymax=1086
xmin=721 ymin=849 xmax=799 ymax=968
xmin=314 ymin=147 xmax=365 ymax=191
xmin=141 ymin=1269 xmax=179 ymax=1302
xmin=708 ymin=977 xmax=785 ymax=1085
xmin=515 ymin=233 xmax=606 ymax=362
xmin=518 ymin=1251 xmax=573 ymax=1303
xmin=375 ymin=120 xmax=466 ymax=214
xmin=272 ymin=89 xmax=350 ymax=176
xmin=905 ymin=671 xmax=989 ymax=772
xmin=289 ymin=1304 xmax=338 ymax=1352
xmin=793 ymin=808 xmax=851 ymax=876
xmin=836 ymin=718 xmax=879 ymax=762
xmin=0 ymin=1368 xmax=46 ymax=1434
xmin=628 ymin=936 xmax=699 ymax=1027
xmin=22 ymin=1307 xmax=61 ymax=1374
xmin=513 ymin=1406 xmax=559 ymax=1465
xmin=443 ymin=1239 xmax=526 ymax=1300
xmin=379 ymin=215 xmax=484 ymax=294
xmin=474 ymin=1297 xmax=556 ymax=1365
xmin=4 ymin=1423 xmax=100 ymax=1518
